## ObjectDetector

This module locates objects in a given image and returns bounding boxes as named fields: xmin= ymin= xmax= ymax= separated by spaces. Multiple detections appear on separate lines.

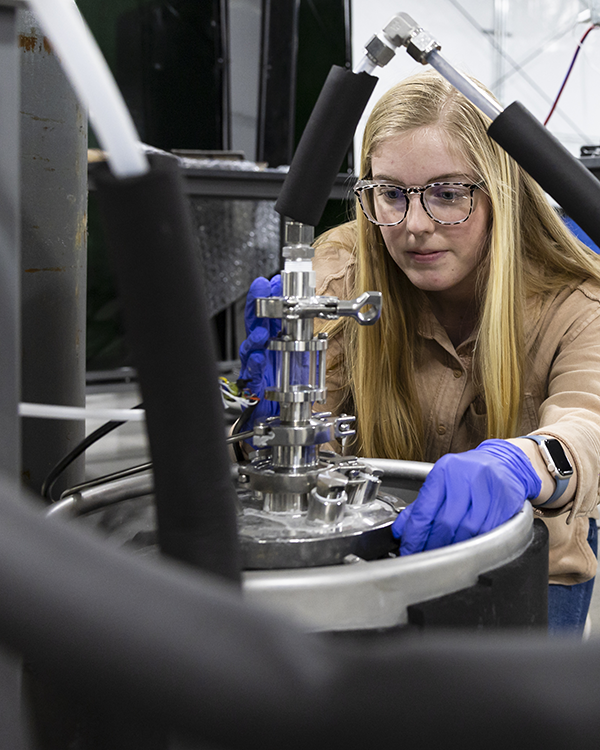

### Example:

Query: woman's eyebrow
xmin=371 ymin=172 xmax=472 ymax=184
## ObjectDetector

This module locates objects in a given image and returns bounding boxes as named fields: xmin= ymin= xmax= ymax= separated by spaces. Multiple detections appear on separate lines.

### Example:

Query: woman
xmin=241 ymin=70 xmax=600 ymax=632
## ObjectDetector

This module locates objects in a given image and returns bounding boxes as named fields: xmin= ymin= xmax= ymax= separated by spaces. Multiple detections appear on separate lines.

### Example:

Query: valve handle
xmin=336 ymin=292 xmax=382 ymax=325
xmin=255 ymin=291 xmax=382 ymax=324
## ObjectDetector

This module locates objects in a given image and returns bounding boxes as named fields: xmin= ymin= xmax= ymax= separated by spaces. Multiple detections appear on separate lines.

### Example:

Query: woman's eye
xmin=431 ymin=187 xmax=466 ymax=202
xmin=379 ymin=188 xmax=402 ymax=201
xmin=439 ymin=190 xmax=459 ymax=201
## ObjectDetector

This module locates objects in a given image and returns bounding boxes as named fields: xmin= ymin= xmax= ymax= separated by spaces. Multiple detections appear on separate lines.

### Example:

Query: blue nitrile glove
xmin=391 ymin=439 xmax=542 ymax=555
xmin=238 ymin=275 xmax=282 ymax=428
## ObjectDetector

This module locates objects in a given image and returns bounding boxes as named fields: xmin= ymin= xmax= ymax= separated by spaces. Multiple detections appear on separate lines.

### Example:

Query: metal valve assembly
xmin=236 ymin=221 xmax=404 ymax=569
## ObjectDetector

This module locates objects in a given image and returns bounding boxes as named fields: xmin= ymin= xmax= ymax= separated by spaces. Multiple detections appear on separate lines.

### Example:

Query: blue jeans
xmin=548 ymin=518 xmax=598 ymax=635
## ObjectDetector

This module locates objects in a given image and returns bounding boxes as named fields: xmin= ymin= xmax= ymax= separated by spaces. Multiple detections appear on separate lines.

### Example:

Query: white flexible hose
xmin=19 ymin=403 xmax=146 ymax=422
xmin=27 ymin=0 xmax=149 ymax=178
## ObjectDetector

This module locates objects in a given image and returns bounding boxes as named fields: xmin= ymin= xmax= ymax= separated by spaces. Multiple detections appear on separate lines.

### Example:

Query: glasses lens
xmin=359 ymin=185 xmax=407 ymax=225
xmin=423 ymin=184 xmax=472 ymax=223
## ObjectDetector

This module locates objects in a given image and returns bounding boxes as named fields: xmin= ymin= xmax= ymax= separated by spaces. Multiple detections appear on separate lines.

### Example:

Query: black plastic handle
xmin=488 ymin=101 xmax=600 ymax=247
xmin=275 ymin=65 xmax=378 ymax=226
xmin=94 ymin=155 xmax=241 ymax=584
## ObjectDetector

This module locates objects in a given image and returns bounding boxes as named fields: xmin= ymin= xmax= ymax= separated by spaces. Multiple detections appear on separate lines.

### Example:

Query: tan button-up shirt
xmin=314 ymin=225 xmax=600 ymax=584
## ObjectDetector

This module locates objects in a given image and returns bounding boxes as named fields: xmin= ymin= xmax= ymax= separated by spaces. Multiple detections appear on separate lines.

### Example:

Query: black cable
xmin=544 ymin=25 xmax=597 ymax=126
xmin=41 ymin=403 xmax=144 ymax=503
xmin=231 ymin=399 xmax=259 ymax=462
xmin=41 ymin=382 xmax=255 ymax=502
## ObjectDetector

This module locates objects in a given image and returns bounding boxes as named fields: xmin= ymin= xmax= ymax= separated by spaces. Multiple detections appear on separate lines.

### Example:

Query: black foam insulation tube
xmin=488 ymin=102 xmax=600 ymax=248
xmin=0 ymin=479 xmax=599 ymax=745
xmin=275 ymin=65 xmax=378 ymax=227
xmin=94 ymin=155 xmax=241 ymax=585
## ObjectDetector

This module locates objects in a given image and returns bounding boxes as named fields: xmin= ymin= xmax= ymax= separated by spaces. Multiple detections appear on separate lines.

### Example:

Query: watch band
xmin=520 ymin=435 xmax=571 ymax=506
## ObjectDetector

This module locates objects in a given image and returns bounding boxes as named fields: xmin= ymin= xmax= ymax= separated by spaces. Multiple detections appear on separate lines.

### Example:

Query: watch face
xmin=545 ymin=438 xmax=573 ymax=476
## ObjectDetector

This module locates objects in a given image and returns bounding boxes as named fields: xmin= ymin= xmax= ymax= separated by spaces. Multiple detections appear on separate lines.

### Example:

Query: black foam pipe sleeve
xmin=0 ymin=480 xmax=599 ymax=746
xmin=93 ymin=155 xmax=241 ymax=584
xmin=488 ymin=102 xmax=600 ymax=248
xmin=275 ymin=65 xmax=378 ymax=226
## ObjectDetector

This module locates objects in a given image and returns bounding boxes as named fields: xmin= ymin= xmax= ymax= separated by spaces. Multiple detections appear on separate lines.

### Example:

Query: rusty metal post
xmin=18 ymin=8 xmax=87 ymax=497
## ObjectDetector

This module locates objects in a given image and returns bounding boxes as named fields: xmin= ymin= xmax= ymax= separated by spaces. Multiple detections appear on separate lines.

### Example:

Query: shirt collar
xmin=417 ymin=304 xmax=478 ymax=355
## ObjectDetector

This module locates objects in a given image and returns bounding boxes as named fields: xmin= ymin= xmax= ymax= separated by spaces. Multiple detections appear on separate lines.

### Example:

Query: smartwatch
xmin=520 ymin=435 xmax=574 ymax=505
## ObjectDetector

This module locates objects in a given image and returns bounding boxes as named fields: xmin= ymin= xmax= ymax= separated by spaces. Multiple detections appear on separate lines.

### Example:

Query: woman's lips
xmin=407 ymin=249 xmax=447 ymax=263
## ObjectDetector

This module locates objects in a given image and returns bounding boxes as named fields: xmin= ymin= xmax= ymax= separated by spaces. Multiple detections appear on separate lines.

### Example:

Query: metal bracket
xmin=363 ymin=12 xmax=441 ymax=68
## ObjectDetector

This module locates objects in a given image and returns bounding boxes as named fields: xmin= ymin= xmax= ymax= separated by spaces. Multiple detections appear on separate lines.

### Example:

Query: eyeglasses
xmin=353 ymin=180 xmax=482 ymax=227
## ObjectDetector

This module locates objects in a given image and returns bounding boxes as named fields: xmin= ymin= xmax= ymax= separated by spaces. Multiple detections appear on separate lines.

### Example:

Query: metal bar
xmin=184 ymin=168 xmax=354 ymax=200
xmin=90 ymin=164 xmax=355 ymax=201
xmin=256 ymin=0 xmax=300 ymax=167
xmin=0 ymin=5 xmax=20 ymax=479
xmin=0 ymin=7 xmax=27 ymax=749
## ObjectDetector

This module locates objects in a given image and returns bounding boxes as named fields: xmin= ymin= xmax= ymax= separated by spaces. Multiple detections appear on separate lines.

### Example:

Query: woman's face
xmin=369 ymin=127 xmax=490 ymax=304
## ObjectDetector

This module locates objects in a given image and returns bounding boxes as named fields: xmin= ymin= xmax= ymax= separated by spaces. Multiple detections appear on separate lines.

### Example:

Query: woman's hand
xmin=391 ymin=439 xmax=542 ymax=555
xmin=238 ymin=276 xmax=282 ymax=430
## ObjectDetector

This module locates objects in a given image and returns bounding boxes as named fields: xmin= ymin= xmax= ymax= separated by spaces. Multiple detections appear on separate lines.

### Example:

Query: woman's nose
xmin=404 ymin=193 xmax=435 ymax=234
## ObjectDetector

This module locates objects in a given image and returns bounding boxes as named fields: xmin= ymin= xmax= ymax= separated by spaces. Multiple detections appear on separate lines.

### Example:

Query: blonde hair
xmin=319 ymin=69 xmax=600 ymax=460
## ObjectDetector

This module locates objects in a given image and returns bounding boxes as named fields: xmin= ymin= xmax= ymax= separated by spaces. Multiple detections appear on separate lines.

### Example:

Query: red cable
xmin=544 ymin=25 xmax=597 ymax=126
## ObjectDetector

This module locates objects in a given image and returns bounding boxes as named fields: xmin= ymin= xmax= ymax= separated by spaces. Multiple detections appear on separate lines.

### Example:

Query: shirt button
xmin=437 ymin=424 xmax=446 ymax=435
xmin=453 ymin=369 xmax=462 ymax=378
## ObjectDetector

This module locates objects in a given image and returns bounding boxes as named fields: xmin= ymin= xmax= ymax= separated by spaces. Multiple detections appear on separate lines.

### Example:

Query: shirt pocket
xmin=463 ymin=396 xmax=487 ymax=447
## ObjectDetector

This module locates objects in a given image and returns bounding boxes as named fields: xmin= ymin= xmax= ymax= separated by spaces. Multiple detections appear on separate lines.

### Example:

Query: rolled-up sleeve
xmin=523 ymin=281 xmax=600 ymax=582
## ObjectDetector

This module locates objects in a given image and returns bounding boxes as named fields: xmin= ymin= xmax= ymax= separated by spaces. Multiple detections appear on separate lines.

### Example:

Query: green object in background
xmin=77 ymin=0 xmax=352 ymax=370
xmin=77 ymin=1 xmax=230 ymax=370
xmin=78 ymin=0 xmax=142 ymax=370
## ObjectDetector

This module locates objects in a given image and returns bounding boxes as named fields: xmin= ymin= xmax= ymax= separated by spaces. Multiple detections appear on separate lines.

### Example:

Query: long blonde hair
xmin=320 ymin=69 xmax=600 ymax=460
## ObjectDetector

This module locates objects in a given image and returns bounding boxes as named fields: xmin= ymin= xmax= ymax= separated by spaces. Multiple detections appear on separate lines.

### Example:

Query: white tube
xmin=19 ymin=403 xmax=146 ymax=422
xmin=28 ymin=0 xmax=149 ymax=178
xmin=428 ymin=50 xmax=504 ymax=121
xmin=353 ymin=55 xmax=379 ymax=75
xmin=284 ymin=259 xmax=314 ymax=275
